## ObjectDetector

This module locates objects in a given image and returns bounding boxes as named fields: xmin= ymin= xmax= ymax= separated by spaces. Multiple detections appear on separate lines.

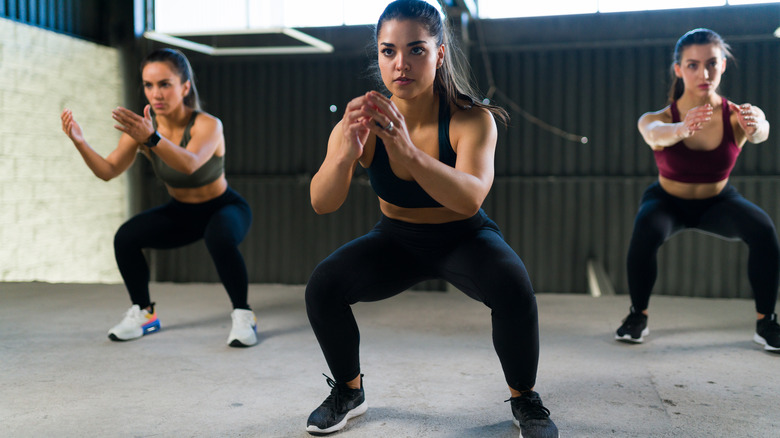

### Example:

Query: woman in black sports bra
xmin=61 ymin=48 xmax=256 ymax=348
xmin=304 ymin=1 xmax=557 ymax=437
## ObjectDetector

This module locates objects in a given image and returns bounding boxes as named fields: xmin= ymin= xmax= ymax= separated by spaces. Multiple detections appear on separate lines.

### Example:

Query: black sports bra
xmin=366 ymin=94 xmax=456 ymax=208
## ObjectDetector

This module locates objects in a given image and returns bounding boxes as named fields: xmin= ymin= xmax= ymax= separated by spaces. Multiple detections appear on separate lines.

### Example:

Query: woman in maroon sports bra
xmin=614 ymin=28 xmax=780 ymax=353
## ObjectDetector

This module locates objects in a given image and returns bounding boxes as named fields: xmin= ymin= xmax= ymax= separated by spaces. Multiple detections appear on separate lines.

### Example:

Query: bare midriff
xmin=658 ymin=175 xmax=728 ymax=200
xmin=379 ymin=199 xmax=474 ymax=224
xmin=166 ymin=174 xmax=228 ymax=203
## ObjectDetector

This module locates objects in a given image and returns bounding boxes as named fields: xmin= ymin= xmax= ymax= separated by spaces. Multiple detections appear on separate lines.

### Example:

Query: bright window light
xmin=598 ymin=0 xmax=725 ymax=13
xmin=246 ymin=0 xmax=282 ymax=29
xmin=153 ymin=0 xmax=778 ymax=31
xmin=727 ymin=0 xmax=780 ymax=4
xmin=343 ymin=0 xmax=394 ymax=26
xmin=478 ymin=0 xmax=776 ymax=18
xmin=281 ymin=0 xmax=343 ymax=27
xmin=153 ymin=0 xmax=442 ymax=33
xmin=479 ymin=0 xmax=598 ymax=18
xmin=155 ymin=0 xmax=249 ymax=33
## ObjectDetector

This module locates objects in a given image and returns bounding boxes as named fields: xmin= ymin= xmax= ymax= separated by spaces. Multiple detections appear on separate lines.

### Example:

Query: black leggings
xmin=114 ymin=187 xmax=252 ymax=310
xmin=627 ymin=182 xmax=779 ymax=314
xmin=305 ymin=210 xmax=540 ymax=391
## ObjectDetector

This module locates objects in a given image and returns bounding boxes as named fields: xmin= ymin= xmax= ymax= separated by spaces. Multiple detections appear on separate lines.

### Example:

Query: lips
xmin=394 ymin=77 xmax=413 ymax=85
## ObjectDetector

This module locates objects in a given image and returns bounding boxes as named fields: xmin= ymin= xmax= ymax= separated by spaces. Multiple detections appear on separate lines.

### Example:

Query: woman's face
xmin=142 ymin=61 xmax=191 ymax=115
xmin=674 ymin=43 xmax=726 ymax=99
xmin=377 ymin=19 xmax=444 ymax=99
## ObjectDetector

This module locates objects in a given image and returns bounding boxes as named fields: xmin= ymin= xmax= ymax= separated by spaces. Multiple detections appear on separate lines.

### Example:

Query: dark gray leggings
xmin=627 ymin=183 xmax=779 ymax=314
xmin=305 ymin=210 xmax=540 ymax=391
xmin=114 ymin=187 xmax=252 ymax=310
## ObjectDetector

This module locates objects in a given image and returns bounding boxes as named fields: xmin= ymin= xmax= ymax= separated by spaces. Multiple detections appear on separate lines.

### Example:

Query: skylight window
xmin=153 ymin=0 xmax=776 ymax=30
xmin=147 ymin=0 xmax=777 ymax=55
xmin=478 ymin=0 xmax=778 ymax=18
xmin=152 ymin=0 xmax=442 ymax=33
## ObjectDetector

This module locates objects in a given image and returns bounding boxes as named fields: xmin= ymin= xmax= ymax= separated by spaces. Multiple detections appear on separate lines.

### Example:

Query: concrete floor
xmin=1 ymin=282 xmax=778 ymax=438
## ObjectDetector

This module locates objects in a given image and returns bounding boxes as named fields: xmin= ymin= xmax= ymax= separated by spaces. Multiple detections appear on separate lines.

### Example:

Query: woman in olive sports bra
xmin=615 ymin=28 xmax=780 ymax=353
xmin=61 ymin=48 xmax=256 ymax=348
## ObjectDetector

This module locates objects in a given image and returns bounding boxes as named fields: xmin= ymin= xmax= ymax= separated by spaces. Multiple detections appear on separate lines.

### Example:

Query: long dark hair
xmin=373 ymin=0 xmax=509 ymax=124
xmin=141 ymin=48 xmax=202 ymax=111
xmin=667 ymin=28 xmax=733 ymax=103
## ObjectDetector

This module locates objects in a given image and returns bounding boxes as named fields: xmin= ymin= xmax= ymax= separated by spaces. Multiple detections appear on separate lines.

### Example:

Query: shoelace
xmin=124 ymin=303 xmax=154 ymax=319
xmin=122 ymin=306 xmax=144 ymax=324
xmin=321 ymin=374 xmax=343 ymax=411
xmin=233 ymin=311 xmax=255 ymax=326
xmin=324 ymin=374 xmax=338 ymax=390
xmin=623 ymin=312 xmax=645 ymax=328
xmin=506 ymin=395 xmax=551 ymax=420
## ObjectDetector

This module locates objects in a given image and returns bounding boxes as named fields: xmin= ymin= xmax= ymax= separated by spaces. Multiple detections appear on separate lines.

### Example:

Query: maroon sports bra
xmin=653 ymin=97 xmax=740 ymax=183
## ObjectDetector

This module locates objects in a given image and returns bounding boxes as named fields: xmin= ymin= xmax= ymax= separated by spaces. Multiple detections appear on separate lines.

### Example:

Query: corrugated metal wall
xmin=27 ymin=1 xmax=774 ymax=297
xmin=0 ymin=0 xmax=118 ymax=44
xmin=1 ymin=0 xmax=77 ymax=31
xmin=137 ymin=33 xmax=780 ymax=297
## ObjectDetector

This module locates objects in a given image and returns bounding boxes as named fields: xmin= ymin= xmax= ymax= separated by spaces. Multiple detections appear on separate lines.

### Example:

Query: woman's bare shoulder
xmin=190 ymin=110 xmax=222 ymax=134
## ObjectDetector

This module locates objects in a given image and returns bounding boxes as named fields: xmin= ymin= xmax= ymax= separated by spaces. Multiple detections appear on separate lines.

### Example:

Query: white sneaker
xmin=228 ymin=309 xmax=257 ymax=347
xmin=108 ymin=304 xmax=160 ymax=341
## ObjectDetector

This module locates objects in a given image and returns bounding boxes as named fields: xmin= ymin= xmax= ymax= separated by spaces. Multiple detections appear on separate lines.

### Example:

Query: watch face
xmin=146 ymin=132 xmax=161 ymax=147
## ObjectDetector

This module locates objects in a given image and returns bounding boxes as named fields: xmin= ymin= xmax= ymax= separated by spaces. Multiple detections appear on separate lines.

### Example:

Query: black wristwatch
xmin=144 ymin=131 xmax=161 ymax=148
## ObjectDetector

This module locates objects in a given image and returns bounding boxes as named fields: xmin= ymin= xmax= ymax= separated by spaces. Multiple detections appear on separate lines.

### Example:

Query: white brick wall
xmin=0 ymin=18 xmax=127 ymax=283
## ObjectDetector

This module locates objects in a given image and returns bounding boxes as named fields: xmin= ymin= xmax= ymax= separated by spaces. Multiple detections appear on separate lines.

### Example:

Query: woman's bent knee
xmin=113 ymin=222 xmax=139 ymax=252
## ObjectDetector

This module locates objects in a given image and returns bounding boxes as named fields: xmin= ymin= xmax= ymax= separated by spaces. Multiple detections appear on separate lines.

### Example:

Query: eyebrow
xmin=684 ymin=57 xmax=719 ymax=63
xmin=380 ymin=40 xmax=428 ymax=47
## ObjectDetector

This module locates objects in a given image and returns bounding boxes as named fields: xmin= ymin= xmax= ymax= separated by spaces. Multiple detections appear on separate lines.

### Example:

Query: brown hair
xmin=373 ymin=0 xmax=509 ymax=124
xmin=667 ymin=28 xmax=733 ymax=103
xmin=141 ymin=48 xmax=202 ymax=111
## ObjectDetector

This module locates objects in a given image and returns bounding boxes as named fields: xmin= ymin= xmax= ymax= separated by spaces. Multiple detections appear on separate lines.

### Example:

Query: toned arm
xmin=61 ymin=108 xmax=138 ymax=181
xmin=310 ymin=121 xmax=363 ymax=214
xmin=398 ymin=107 xmax=496 ymax=216
xmin=637 ymin=105 xmax=712 ymax=150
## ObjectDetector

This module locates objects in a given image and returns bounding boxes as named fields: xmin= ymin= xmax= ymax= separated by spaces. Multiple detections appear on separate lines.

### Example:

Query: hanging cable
xmin=472 ymin=12 xmax=589 ymax=144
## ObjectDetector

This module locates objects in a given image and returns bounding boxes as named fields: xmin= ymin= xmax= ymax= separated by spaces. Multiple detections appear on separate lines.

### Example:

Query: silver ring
xmin=385 ymin=121 xmax=394 ymax=132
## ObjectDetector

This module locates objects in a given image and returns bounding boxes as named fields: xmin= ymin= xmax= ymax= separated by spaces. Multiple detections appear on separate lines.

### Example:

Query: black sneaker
xmin=306 ymin=374 xmax=367 ymax=436
xmin=615 ymin=306 xmax=649 ymax=343
xmin=754 ymin=313 xmax=780 ymax=353
xmin=508 ymin=391 xmax=559 ymax=438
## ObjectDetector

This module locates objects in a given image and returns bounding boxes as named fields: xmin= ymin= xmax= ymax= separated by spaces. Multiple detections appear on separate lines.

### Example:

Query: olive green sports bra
xmin=147 ymin=111 xmax=224 ymax=188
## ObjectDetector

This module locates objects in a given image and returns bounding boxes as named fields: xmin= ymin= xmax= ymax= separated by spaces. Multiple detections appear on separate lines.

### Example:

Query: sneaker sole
xmin=228 ymin=325 xmax=258 ymax=348
xmin=615 ymin=328 xmax=649 ymax=344
xmin=108 ymin=320 xmax=160 ymax=342
xmin=753 ymin=333 xmax=780 ymax=353
xmin=228 ymin=338 xmax=257 ymax=348
xmin=306 ymin=400 xmax=367 ymax=436
xmin=513 ymin=418 xmax=560 ymax=438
